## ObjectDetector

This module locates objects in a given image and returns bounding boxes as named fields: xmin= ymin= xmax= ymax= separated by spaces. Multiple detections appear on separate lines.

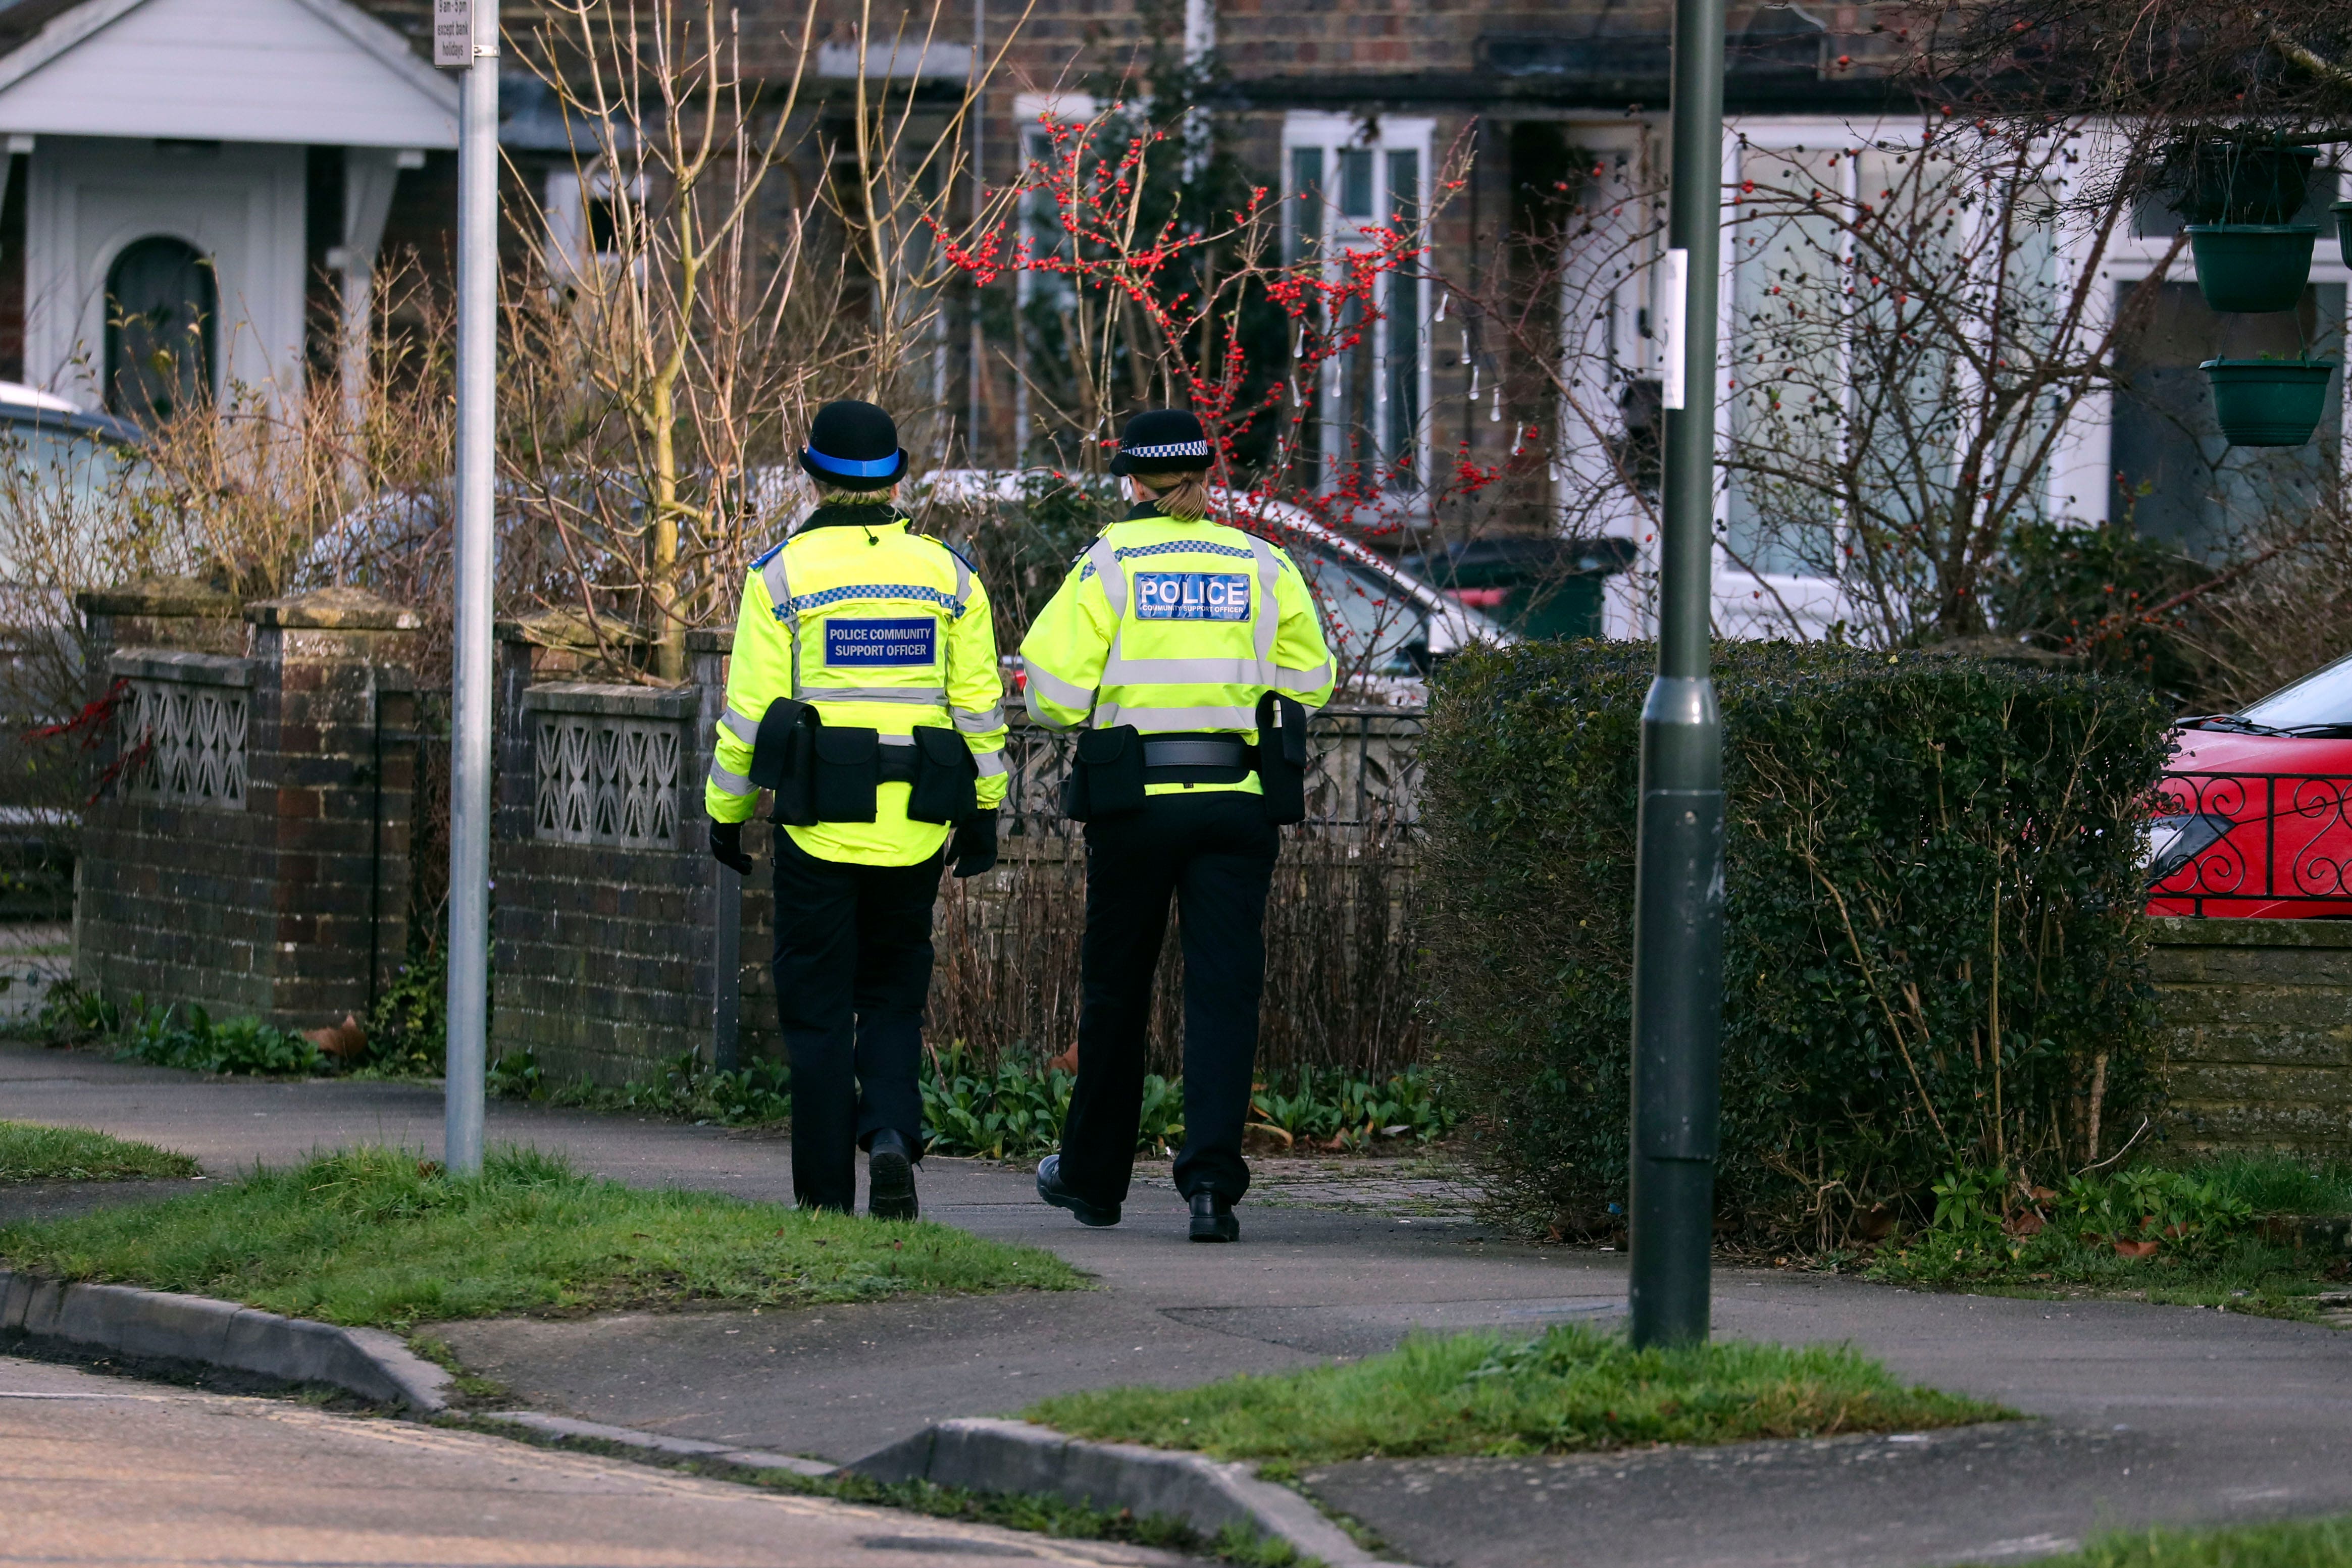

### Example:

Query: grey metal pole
xmin=444 ymin=3 xmax=499 ymax=1180
xmin=1627 ymin=0 xmax=1727 ymax=1349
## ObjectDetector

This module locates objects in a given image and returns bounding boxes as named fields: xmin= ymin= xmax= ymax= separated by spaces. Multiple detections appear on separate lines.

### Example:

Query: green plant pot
xmin=2335 ymin=200 xmax=2352 ymax=267
xmin=2203 ymin=358 xmax=2338 ymax=447
xmin=2187 ymin=225 xmax=2318 ymax=313
xmin=2167 ymin=143 xmax=2321 ymax=225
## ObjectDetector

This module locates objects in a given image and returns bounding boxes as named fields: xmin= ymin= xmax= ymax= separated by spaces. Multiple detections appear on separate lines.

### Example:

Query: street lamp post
xmin=1627 ymin=0 xmax=1728 ymax=1349
xmin=444 ymin=1 xmax=499 ymax=1179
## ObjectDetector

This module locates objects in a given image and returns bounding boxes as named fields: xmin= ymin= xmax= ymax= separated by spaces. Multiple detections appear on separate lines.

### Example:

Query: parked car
xmin=2149 ymin=652 xmax=2352 ymax=917
xmin=916 ymin=471 xmax=1514 ymax=706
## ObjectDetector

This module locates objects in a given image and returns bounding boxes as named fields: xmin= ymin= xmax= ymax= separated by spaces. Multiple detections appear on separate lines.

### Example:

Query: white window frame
xmin=1281 ymin=113 xmax=1434 ymax=509
xmin=543 ymin=162 xmax=645 ymax=280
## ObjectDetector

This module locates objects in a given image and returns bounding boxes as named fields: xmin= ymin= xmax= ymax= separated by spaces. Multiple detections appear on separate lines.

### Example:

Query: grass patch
xmin=0 ymin=1144 xmax=1082 ymax=1329
xmin=1025 ymin=1322 xmax=2005 ymax=1463
xmin=0 ymin=1120 xmax=199 ymax=1182
xmin=2012 ymin=1516 xmax=2352 ymax=1567
xmin=1867 ymin=1154 xmax=2352 ymax=1319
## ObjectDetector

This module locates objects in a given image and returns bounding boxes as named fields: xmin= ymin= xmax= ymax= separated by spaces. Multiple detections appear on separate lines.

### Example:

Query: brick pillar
xmin=241 ymin=587 xmax=422 ymax=1029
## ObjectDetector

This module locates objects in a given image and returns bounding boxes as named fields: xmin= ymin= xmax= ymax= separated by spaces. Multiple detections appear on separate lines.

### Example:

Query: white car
xmin=910 ymin=469 xmax=1513 ymax=707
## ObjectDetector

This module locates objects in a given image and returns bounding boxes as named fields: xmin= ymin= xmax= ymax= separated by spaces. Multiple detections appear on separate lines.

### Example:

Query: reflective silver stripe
xmin=720 ymin=708 xmax=760 ymax=744
xmin=1249 ymin=535 xmax=1280 ymax=674
xmin=950 ymin=552 xmax=972 ymax=617
xmin=1273 ymin=660 xmax=1333 ymax=693
xmin=974 ymin=751 xmax=1009 ymax=777
xmin=878 ymin=734 xmax=917 ymax=748
xmin=1099 ymin=654 xmax=1265 ymax=687
xmin=1090 ymin=701 xmax=1260 ymax=730
xmin=760 ymin=549 xmax=800 ymax=697
xmin=951 ymin=705 xmax=1004 ymax=733
xmin=1022 ymin=660 xmax=1095 ymax=712
xmin=800 ymin=685 xmax=949 ymax=704
xmin=1024 ymin=683 xmax=1079 ymax=730
xmin=1086 ymin=539 xmax=1127 ymax=617
xmin=707 ymin=759 xmax=756 ymax=797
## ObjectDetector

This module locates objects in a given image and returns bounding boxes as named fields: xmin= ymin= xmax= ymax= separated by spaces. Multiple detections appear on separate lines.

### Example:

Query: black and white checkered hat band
xmin=1122 ymin=440 xmax=1210 ymax=459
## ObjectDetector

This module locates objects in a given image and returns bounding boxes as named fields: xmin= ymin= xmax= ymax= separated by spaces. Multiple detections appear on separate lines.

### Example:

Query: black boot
xmin=867 ymin=1128 xmax=918 ymax=1222
xmin=1189 ymin=1191 xmax=1238 ymax=1243
xmin=1036 ymin=1154 xmax=1121 ymax=1227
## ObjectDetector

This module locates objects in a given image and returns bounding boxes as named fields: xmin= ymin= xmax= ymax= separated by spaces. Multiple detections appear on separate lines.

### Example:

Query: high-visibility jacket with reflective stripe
xmin=1017 ymin=506 xmax=1337 ymax=797
xmin=706 ymin=508 xmax=1008 ymax=865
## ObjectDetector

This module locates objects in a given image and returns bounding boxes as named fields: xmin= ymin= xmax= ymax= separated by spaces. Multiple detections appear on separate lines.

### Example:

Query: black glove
xmin=950 ymin=811 xmax=998 ymax=879
xmin=709 ymin=818 xmax=754 ymax=875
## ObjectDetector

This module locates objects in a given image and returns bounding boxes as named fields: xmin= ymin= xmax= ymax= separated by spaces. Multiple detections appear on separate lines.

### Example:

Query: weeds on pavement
xmin=0 ymin=1120 xmax=198 ymax=1182
xmin=2013 ymin=1515 xmax=2352 ymax=1567
xmin=0 ymin=1144 xmax=1081 ymax=1327
xmin=1027 ymin=1321 xmax=2006 ymax=1462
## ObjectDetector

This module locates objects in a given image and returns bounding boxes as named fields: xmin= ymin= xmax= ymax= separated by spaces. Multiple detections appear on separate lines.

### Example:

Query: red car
xmin=2150 ymin=654 xmax=2352 ymax=918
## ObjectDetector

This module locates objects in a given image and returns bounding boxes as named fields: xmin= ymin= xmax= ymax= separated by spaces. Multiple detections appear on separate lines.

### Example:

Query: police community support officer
xmin=705 ymin=399 xmax=1008 ymax=1220
xmin=1022 ymin=409 xmax=1337 ymax=1243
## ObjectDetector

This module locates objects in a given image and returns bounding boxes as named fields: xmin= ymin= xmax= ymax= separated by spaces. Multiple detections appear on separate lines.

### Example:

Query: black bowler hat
xmin=800 ymin=399 xmax=908 ymax=491
xmin=1108 ymin=408 xmax=1212 ymax=476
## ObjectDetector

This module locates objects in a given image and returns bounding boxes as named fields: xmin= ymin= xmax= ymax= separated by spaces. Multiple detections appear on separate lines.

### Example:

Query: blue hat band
xmin=804 ymin=446 xmax=898 ymax=478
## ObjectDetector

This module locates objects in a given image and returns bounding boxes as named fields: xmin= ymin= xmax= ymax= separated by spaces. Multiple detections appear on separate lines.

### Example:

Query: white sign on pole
xmin=432 ymin=0 xmax=473 ymax=69
xmin=1659 ymin=247 xmax=1690 ymax=411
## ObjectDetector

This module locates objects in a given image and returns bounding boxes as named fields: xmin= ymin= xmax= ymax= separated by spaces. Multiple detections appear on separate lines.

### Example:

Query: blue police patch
xmin=824 ymin=617 xmax=936 ymax=667
xmin=1133 ymin=571 xmax=1251 ymax=621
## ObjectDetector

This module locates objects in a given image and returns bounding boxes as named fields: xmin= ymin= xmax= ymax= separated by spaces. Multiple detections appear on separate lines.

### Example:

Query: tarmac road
xmin=0 ymin=1354 xmax=1192 ymax=1568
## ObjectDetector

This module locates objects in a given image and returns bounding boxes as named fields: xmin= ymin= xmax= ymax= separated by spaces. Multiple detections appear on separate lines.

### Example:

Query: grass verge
xmin=1026 ymin=1322 xmax=2005 ymax=1464
xmin=2013 ymin=1515 xmax=2352 ymax=1566
xmin=0 ymin=1120 xmax=199 ymax=1182
xmin=1864 ymin=1154 xmax=2352 ymax=1320
xmin=0 ymin=1144 xmax=1082 ymax=1329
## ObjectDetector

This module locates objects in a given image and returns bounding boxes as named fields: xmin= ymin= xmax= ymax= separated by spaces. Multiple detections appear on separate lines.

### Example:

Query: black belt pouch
xmin=752 ymin=697 xmax=821 ymax=827
xmin=1060 ymin=724 xmax=1147 ymax=821
xmin=1256 ymin=693 xmax=1309 ymax=825
xmin=907 ymin=725 xmax=980 ymax=824
xmin=811 ymin=727 xmax=882 ymax=822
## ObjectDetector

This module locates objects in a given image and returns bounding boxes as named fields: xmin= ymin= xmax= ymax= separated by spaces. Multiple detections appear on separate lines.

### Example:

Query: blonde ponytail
xmin=1133 ymin=471 xmax=1210 ymax=522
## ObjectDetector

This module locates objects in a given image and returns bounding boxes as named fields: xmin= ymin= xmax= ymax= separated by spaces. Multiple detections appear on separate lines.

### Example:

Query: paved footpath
xmin=0 ymin=1353 xmax=1184 ymax=1568
xmin=8 ymin=1040 xmax=2352 ymax=1567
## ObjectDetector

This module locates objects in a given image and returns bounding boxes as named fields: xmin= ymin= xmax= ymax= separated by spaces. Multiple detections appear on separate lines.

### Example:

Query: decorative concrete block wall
xmin=74 ymin=584 xmax=420 ymax=1031
xmin=2151 ymin=917 xmax=2352 ymax=1158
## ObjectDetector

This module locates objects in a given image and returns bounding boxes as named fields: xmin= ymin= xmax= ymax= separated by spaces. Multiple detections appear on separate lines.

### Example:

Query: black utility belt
xmin=1061 ymin=695 xmax=1310 ymax=826
xmin=748 ymin=697 xmax=977 ymax=827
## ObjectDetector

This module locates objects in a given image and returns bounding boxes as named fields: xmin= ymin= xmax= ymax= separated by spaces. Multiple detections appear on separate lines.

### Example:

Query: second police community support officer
xmin=705 ymin=399 xmax=1008 ymax=1220
xmin=1024 ymin=409 xmax=1337 ymax=1243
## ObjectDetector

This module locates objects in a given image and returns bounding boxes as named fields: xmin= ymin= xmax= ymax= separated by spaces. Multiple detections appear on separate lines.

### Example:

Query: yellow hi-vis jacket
xmin=705 ymin=507 xmax=1008 ymax=865
xmin=1016 ymin=505 xmax=1337 ymax=797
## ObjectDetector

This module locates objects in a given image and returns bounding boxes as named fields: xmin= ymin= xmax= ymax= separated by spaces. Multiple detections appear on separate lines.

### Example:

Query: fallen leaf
xmin=2005 ymin=1212 xmax=2046 ymax=1239
xmin=2114 ymin=1239 xmax=2160 ymax=1260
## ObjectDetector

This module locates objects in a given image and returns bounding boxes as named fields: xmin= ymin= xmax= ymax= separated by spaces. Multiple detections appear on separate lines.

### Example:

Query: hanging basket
xmin=2335 ymin=200 xmax=2352 ymax=267
xmin=2187 ymin=225 xmax=2318 ymax=313
xmin=2167 ymin=144 xmax=2321 ymax=225
xmin=2203 ymin=358 xmax=2338 ymax=447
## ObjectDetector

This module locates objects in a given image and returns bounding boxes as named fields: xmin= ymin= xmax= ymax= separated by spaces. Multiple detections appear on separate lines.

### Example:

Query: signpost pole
xmin=1627 ymin=0 xmax=1728 ymax=1349
xmin=443 ymin=0 xmax=498 ymax=1179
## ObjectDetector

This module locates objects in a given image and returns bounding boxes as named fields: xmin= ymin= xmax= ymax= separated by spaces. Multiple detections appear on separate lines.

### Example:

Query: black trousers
xmin=1058 ymin=790 xmax=1279 ymax=1208
xmin=772 ymin=835 xmax=942 ymax=1212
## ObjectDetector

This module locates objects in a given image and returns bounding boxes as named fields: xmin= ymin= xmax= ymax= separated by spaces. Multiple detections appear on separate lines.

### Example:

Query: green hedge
xmin=1421 ymin=642 xmax=2171 ymax=1242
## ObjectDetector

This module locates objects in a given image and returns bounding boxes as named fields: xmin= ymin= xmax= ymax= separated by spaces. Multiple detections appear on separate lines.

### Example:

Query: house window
xmin=1283 ymin=115 xmax=1432 ymax=499
xmin=104 ymin=236 xmax=215 ymax=425
xmin=544 ymin=165 xmax=641 ymax=276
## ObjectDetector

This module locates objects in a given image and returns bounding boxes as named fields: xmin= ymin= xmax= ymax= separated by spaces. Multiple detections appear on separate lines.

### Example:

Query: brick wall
xmin=74 ymin=584 xmax=419 ymax=1032
xmin=2151 ymin=917 xmax=2352 ymax=1159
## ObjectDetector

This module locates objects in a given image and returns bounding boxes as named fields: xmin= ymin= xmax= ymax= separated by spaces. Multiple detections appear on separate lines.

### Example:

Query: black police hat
xmin=800 ymin=399 xmax=908 ymax=491
xmin=1108 ymin=408 xmax=1212 ymax=476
